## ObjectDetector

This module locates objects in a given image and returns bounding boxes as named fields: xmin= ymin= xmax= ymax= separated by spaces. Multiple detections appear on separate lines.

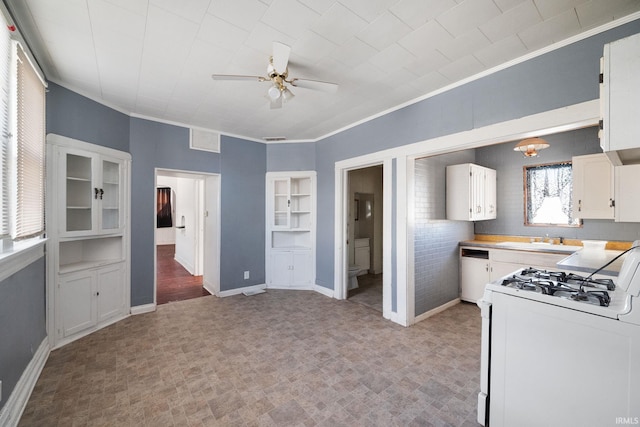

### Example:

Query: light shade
xmin=514 ymin=137 xmax=550 ymax=157
xmin=267 ymin=85 xmax=281 ymax=100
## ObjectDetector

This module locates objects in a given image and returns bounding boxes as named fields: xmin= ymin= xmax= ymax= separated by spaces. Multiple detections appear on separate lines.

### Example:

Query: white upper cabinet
xmin=615 ymin=164 xmax=640 ymax=223
xmin=572 ymin=153 xmax=614 ymax=219
xmin=446 ymin=163 xmax=497 ymax=221
xmin=59 ymin=147 xmax=125 ymax=236
xmin=600 ymin=32 xmax=640 ymax=153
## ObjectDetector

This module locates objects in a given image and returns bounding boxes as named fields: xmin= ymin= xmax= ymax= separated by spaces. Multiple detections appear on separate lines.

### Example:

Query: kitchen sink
xmin=495 ymin=241 xmax=582 ymax=253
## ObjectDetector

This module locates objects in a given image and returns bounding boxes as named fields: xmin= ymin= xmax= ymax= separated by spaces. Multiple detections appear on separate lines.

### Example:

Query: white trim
xmin=395 ymin=156 xmax=409 ymax=326
xmin=130 ymin=303 xmax=156 ymax=315
xmin=404 ymin=156 xmax=415 ymax=326
xmin=154 ymin=168 xmax=221 ymax=306
xmin=173 ymin=253 xmax=195 ymax=276
xmin=217 ymin=283 xmax=266 ymax=298
xmin=333 ymin=159 xmax=394 ymax=321
xmin=313 ymin=284 xmax=334 ymax=298
xmin=46 ymin=133 xmax=132 ymax=160
xmin=414 ymin=299 xmax=461 ymax=324
xmin=382 ymin=158 xmax=393 ymax=319
xmin=0 ymin=337 xmax=49 ymax=427
xmin=0 ymin=238 xmax=45 ymax=282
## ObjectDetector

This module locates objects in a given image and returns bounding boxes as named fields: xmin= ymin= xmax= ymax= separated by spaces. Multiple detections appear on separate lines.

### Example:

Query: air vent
xmin=263 ymin=136 xmax=287 ymax=142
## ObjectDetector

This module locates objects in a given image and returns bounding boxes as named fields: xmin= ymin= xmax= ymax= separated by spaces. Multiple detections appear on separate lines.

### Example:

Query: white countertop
xmin=557 ymin=249 xmax=626 ymax=277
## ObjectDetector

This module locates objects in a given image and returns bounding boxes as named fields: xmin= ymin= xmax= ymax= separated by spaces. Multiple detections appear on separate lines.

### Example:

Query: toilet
xmin=348 ymin=265 xmax=362 ymax=290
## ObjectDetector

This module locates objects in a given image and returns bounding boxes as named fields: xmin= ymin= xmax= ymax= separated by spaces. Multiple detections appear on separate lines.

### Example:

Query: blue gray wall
xmin=267 ymin=142 xmax=315 ymax=171
xmin=414 ymin=151 xmax=475 ymax=316
xmin=0 ymin=258 xmax=46 ymax=413
xmin=474 ymin=126 xmax=640 ymax=241
xmin=46 ymin=83 xmax=130 ymax=152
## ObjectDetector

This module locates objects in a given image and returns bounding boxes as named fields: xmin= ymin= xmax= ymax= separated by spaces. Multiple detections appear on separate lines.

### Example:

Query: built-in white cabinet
xmin=59 ymin=262 xmax=125 ymax=338
xmin=266 ymin=171 xmax=316 ymax=289
xmin=58 ymin=148 xmax=125 ymax=236
xmin=615 ymin=164 xmax=640 ymax=222
xmin=572 ymin=153 xmax=640 ymax=223
xmin=46 ymin=134 xmax=131 ymax=349
xmin=572 ymin=153 xmax=614 ymax=219
xmin=600 ymin=32 xmax=640 ymax=153
xmin=447 ymin=163 xmax=496 ymax=221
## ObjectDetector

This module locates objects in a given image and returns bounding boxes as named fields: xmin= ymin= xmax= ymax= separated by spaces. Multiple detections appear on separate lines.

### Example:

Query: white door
xmin=203 ymin=175 xmax=220 ymax=294
xmin=97 ymin=263 xmax=125 ymax=323
xmin=60 ymin=270 xmax=96 ymax=337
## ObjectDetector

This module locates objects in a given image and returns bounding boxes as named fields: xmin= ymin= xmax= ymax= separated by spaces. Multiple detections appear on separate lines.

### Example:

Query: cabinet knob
xmin=94 ymin=188 xmax=99 ymax=199
xmin=609 ymin=198 xmax=615 ymax=208
xmin=99 ymin=188 xmax=104 ymax=200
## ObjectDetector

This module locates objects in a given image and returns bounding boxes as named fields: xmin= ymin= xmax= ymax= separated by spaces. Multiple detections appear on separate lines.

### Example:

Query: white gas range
xmin=477 ymin=241 xmax=640 ymax=427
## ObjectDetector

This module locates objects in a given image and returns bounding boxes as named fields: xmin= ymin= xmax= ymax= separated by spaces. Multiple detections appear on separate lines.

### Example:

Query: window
xmin=0 ymin=15 xmax=46 ymax=248
xmin=524 ymin=162 xmax=580 ymax=227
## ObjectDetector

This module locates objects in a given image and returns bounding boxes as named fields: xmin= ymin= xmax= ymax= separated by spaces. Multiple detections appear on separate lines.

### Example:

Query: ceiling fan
xmin=212 ymin=41 xmax=338 ymax=109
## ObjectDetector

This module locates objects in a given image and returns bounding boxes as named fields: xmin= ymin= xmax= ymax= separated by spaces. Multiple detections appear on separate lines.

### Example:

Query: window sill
xmin=0 ymin=237 xmax=47 ymax=282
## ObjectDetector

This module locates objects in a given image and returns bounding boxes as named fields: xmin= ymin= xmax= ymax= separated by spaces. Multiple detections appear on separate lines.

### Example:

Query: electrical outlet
xmin=243 ymin=271 xmax=250 ymax=280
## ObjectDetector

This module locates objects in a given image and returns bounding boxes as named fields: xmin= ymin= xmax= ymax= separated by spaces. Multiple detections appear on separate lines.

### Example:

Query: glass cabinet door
xmin=273 ymin=178 xmax=289 ymax=227
xmin=64 ymin=152 xmax=93 ymax=232
xmin=101 ymin=159 xmax=121 ymax=230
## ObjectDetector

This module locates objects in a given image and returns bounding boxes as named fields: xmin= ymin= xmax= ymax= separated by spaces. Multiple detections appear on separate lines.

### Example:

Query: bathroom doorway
xmin=346 ymin=166 xmax=383 ymax=312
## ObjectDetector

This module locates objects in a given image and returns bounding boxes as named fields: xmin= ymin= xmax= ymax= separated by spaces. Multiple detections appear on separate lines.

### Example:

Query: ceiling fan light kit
xmin=212 ymin=41 xmax=338 ymax=109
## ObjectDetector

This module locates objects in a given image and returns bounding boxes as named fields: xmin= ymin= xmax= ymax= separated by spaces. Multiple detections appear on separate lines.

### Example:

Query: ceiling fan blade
xmin=290 ymin=78 xmax=338 ymax=93
xmin=272 ymin=42 xmax=291 ymax=74
xmin=211 ymin=74 xmax=266 ymax=82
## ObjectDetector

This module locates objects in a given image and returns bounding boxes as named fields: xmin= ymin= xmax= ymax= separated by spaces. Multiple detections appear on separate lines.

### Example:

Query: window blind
xmin=13 ymin=44 xmax=44 ymax=239
xmin=0 ymin=20 xmax=10 ymax=237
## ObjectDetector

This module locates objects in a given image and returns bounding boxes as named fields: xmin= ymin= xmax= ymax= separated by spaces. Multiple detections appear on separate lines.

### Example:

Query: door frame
xmin=335 ymin=156 xmax=395 ymax=321
xmin=154 ymin=168 xmax=221 ymax=304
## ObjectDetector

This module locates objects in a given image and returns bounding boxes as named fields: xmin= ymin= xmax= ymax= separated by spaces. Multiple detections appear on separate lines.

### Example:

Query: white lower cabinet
xmin=460 ymin=246 xmax=567 ymax=303
xmin=460 ymin=256 xmax=490 ymax=303
xmin=268 ymin=250 xmax=313 ymax=288
xmin=58 ymin=262 xmax=126 ymax=339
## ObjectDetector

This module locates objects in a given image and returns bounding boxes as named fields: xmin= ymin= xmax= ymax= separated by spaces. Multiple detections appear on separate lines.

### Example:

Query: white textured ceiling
xmin=6 ymin=0 xmax=640 ymax=142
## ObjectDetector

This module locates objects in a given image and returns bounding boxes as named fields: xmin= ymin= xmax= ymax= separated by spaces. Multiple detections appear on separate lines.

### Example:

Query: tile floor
xmin=20 ymin=291 xmax=482 ymax=426
xmin=347 ymin=273 xmax=382 ymax=312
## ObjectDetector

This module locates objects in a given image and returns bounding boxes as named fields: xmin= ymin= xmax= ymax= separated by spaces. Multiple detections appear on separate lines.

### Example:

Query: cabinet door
xmin=60 ymin=149 xmax=97 ymax=235
xmin=97 ymin=263 xmax=126 ymax=323
xmin=100 ymin=157 xmax=125 ymax=232
xmin=59 ymin=270 xmax=97 ymax=337
xmin=603 ymin=33 xmax=640 ymax=152
xmin=460 ymin=257 xmax=490 ymax=303
xmin=470 ymin=165 xmax=484 ymax=221
xmin=271 ymin=178 xmax=290 ymax=228
xmin=490 ymin=261 xmax=523 ymax=282
xmin=484 ymin=168 xmax=497 ymax=219
xmin=269 ymin=251 xmax=292 ymax=286
xmin=615 ymin=164 xmax=640 ymax=222
xmin=572 ymin=154 xmax=614 ymax=219
xmin=291 ymin=251 xmax=313 ymax=286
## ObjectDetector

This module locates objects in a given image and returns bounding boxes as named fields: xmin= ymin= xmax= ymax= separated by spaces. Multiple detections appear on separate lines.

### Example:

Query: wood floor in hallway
xmin=157 ymin=244 xmax=209 ymax=305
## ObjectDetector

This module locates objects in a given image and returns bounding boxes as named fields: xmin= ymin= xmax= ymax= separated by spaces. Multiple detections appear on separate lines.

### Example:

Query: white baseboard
xmin=218 ymin=283 xmax=266 ymax=297
xmin=413 ymin=298 xmax=460 ymax=324
xmin=173 ymin=254 xmax=194 ymax=275
xmin=312 ymin=284 xmax=334 ymax=298
xmin=130 ymin=303 xmax=156 ymax=315
xmin=388 ymin=311 xmax=409 ymax=327
xmin=0 ymin=337 xmax=49 ymax=427
xmin=202 ymin=280 xmax=216 ymax=296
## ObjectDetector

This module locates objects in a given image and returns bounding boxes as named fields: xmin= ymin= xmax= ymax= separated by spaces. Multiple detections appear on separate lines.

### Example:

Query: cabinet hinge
xmin=599 ymin=119 xmax=604 ymax=130
xmin=610 ymin=199 xmax=615 ymax=208
xmin=599 ymin=73 xmax=604 ymax=84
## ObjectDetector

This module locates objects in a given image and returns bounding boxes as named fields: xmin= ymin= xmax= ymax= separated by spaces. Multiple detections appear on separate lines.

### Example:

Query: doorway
xmin=154 ymin=169 xmax=220 ymax=305
xmin=346 ymin=166 xmax=384 ymax=311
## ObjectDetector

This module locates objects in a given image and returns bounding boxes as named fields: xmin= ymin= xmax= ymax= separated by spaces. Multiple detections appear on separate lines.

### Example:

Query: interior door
xmin=203 ymin=175 xmax=220 ymax=293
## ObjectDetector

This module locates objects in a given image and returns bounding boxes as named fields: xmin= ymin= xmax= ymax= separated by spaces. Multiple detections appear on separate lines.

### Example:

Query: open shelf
xmin=59 ymin=236 xmax=124 ymax=272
